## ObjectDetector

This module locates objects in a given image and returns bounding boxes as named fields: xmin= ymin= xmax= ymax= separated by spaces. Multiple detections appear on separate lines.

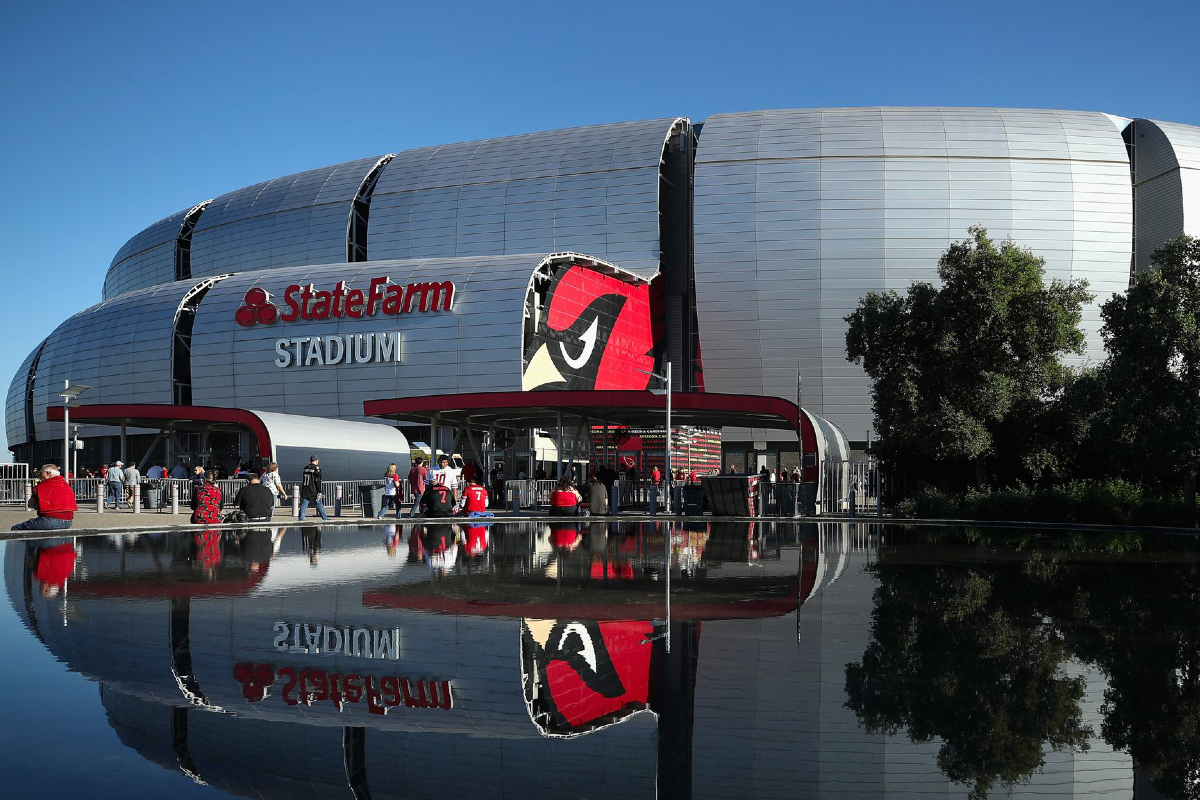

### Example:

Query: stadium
xmin=7 ymin=109 xmax=1199 ymax=480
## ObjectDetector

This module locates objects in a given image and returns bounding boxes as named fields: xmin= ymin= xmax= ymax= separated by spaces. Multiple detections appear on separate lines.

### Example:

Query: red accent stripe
xmin=364 ymin=390 xmax=801 ymax=434
xmin=47 ymin=404 xmax=273 ymax=458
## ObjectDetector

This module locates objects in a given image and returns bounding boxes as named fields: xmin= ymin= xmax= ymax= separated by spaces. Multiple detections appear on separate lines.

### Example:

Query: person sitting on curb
xmin=549 ymin=478 xmax=585 ymax=517
xmin=420 ymin=479 xmax=457 ymax=518
xmin=12 ymin=464 xmax=78 ymax=531
xmin=233 ymin=474 xmax=275 ymax=522
xmin=457 ymin=475 xmax=492 ymax=517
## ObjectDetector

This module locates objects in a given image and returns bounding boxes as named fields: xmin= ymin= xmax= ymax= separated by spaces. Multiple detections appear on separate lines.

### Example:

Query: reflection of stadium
xmin=5 ymin=523 xmax=1136 ymax=798
xmin=11 ymin=111 xmax=1199 ymax=475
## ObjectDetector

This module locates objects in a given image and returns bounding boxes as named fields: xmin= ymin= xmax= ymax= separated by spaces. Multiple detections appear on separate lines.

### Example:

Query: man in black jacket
xmin=420 ymin=481 xmax=457 ymax=518
xmin=299 ymin=456 xmax=329 ymax=521
xmin=233 ymin=475 xmax=275 ymax=521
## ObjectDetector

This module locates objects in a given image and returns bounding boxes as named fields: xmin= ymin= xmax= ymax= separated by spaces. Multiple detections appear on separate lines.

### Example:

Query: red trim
xmin=70 ymin=572 xmax=267 ymax=599
xmin=47 ymin=404 xmax=273 ymax=458
xmin=365 ymin=390 xmax=800 ymax=434
xmin=362 ymin=589 xmax=798 ymax=620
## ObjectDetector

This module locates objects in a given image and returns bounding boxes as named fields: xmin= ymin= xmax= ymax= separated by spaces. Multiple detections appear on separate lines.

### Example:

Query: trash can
xmin=145 ymin=485 xmax=162 ymax=511
xmin=360 ymin=484 xmax=386 ymax=518
xmin=682 ymin=485 xmax=705 ymax=515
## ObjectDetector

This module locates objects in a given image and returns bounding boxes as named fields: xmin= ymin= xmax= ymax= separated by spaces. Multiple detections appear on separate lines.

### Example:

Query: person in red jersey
xmin=457 ymin=475 xmax=491 ymax=516
xmin=12 ymin=464 xmax=77 ymax=531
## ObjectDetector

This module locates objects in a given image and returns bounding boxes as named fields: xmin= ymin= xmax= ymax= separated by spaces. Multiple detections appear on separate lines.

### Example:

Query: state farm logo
xmin=236 ymin=287 xmax=278 ymax=327
xmin=235 ymin=276 xmax=454 ymax=326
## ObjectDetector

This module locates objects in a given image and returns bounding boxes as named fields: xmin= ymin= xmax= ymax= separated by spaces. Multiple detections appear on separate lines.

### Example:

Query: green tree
xmin=844 ymin=549 xmax=1092 ymax=799
xmin=1100 ymin=235 xmax=1200 ymax=517
xmin=846 ymin=226 xmax=1093 ymax=489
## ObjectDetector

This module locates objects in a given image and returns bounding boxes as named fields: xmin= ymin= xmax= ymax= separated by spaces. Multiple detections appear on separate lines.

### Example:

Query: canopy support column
xmin=555 ymin=411 xmax=563 ymax=480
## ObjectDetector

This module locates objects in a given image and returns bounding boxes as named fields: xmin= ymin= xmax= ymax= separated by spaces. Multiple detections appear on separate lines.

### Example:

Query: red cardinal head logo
xmin=523 ymin=265 xmax=663 ymax=391
xmin=521 ymin=619 xmax=654 ymax=736
xmin=235 ymin=287 xmax=278 ymax=327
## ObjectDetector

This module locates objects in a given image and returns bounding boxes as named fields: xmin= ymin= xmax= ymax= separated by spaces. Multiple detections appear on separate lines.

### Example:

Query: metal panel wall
xmin=189 ymin=156 xmax=384 ymax=280
xmin=1129 ymin=119 xmax=1200 ymax=272
xmin=103 ymin=209 xmax=190 ymax=300
xmin=31 ymin=285 xmax=183 ymax=442
xmin=367 ymin=119 xmax=682 ymax=279
xmin=694 ymin=108 xmax=1133 ymax=443
xmin=4 ymin=342 xmax=44 ymax=447
xmin=189 ymin=255 xmax=536 ymax=423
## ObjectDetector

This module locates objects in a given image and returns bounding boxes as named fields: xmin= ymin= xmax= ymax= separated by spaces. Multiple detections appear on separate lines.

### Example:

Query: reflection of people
xmin=32 ymin=541 xmax=78 ymax=596
xmin=239 ymin=528 xmax=274 ymax=574
xmin=193 ymin=529 xmax=223 ymax=577
xmin=191 ymin=472 xmax=222 ymax=524
xmin=302 ymin=526 xmax=323 ymax=566
xmin=423 ymin=525 xmax=460 ymax=574
xmin=463 ymin=524 xmax=489 ymax=556
xmin=12 ymin=464 xmax=77 ymax=531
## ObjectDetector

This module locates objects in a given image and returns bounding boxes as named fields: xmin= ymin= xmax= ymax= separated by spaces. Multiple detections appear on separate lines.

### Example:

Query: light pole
xmin=59 ymin=381 xmax=91 ymax=473
xmin=638 ymin=361 xmax=672 ymax=494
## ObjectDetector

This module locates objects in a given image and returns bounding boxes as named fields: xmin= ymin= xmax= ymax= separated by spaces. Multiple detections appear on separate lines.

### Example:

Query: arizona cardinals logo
xmin=523 ymin=265 xmax=663 ymax=391
xmin=521 ymin=618 xmax=654 ymax=737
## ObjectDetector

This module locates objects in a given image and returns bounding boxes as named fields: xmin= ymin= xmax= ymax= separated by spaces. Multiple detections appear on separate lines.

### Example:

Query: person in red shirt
xmin=33 ymin=541 xmax=78 ymax=596
xmin=549 ymin=478 xmax=584 ymax=516
xmin=12 ymin=464 xmax=77 ymax=531
xmin=651 ymin=466 xmax=662 ymax=484
xmin=457 ymin=476 xmax=491 ymax=516
xmin=406 ymin=458 xmax=429 ymax=518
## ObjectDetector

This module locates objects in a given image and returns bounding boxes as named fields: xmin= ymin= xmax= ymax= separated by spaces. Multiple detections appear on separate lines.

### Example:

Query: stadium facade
xmin=7 ymin=109 xmax=1200 ymax=475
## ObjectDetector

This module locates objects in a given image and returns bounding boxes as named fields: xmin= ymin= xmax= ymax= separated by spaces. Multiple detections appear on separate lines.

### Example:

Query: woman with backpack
xmin=378 ymin=463 xmax=402 ymax=518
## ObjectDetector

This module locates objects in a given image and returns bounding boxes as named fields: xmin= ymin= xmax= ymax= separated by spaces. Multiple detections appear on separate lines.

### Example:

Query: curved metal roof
xmin=693 ymin=107 xmax=1133 ymax=441
xmin=189 ymin=155 xmax=386 ymax=279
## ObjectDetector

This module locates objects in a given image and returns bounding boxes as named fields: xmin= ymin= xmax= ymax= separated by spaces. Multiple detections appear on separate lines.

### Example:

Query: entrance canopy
xmin=47 ymin=404 xmax=410 ymax=480
xmin=363 ymin=390 xmax=801 ymax=434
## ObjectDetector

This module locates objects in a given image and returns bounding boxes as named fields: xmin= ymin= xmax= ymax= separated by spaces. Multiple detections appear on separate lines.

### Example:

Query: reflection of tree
xmin=845 ymin=556 xmax=1092 ymax=799
xmin=1043 ymin=552 xmax=1200 ymax=799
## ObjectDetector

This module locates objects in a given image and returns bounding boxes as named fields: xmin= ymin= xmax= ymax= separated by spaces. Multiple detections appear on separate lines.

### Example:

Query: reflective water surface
xmin=2 ymin=521 xmax=1197 ymax=799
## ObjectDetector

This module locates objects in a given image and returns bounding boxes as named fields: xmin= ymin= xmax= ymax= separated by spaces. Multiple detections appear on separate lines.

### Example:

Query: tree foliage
xmin=844 ymin=556 xmax=1091 ymax=799
xmin=1101 ymin=235 xmax=1200 ymax=502
xmin=845 ymin=226 xmax=1092 ymax=488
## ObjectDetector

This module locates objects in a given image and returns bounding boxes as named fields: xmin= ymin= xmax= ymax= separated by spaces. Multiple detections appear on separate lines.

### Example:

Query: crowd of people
xmin=11 ymin=452 xmax=795 ymax=532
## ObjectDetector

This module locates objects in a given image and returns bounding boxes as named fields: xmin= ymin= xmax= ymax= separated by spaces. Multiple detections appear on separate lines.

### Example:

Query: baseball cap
xmin=115 ymin=461 xmax=124 ymax=466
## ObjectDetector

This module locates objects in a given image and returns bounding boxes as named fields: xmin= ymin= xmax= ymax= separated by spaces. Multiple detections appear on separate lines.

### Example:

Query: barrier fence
xmin=4 ymin=463 xmax=890 ymax=516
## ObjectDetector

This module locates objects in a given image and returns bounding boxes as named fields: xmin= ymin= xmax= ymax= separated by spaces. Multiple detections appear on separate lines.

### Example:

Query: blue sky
xmin=2 ymin=0 xmax=1198 ymax=454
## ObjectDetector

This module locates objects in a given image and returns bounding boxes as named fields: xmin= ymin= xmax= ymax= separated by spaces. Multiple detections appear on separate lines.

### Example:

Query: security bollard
xmin=511 ymin=485 xmax=521 ymax=515
xmin=24 ymin=482 xmax=32 ymax=506
xmin=97 ymin=487 xmax=104 ymax=514
xmin=849 ymin=490 xmax=856 ymax=518
xmin=133 ymin=484 xmax=141 ymax=514
xmin=674 ymin=484 xmax=683 ymax=516
xmin=334 ymin=484 xmax=342 ymax=517
xmin=611 ymin=483 xmax=620 ymax=516
xmin=650 ymin=486 xmax=659 ymax=516
xmin=171 ymin=484 xmax=179 ymax=515
xmin=292 ymin=485 xmax=301 ymax=518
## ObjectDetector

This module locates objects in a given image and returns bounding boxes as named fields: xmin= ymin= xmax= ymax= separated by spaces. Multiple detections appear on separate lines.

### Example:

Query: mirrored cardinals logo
xmin=521 ymin=618 xmax=654 ymax=737
xmin=523 ymin=265 xmax=662 ymax=391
